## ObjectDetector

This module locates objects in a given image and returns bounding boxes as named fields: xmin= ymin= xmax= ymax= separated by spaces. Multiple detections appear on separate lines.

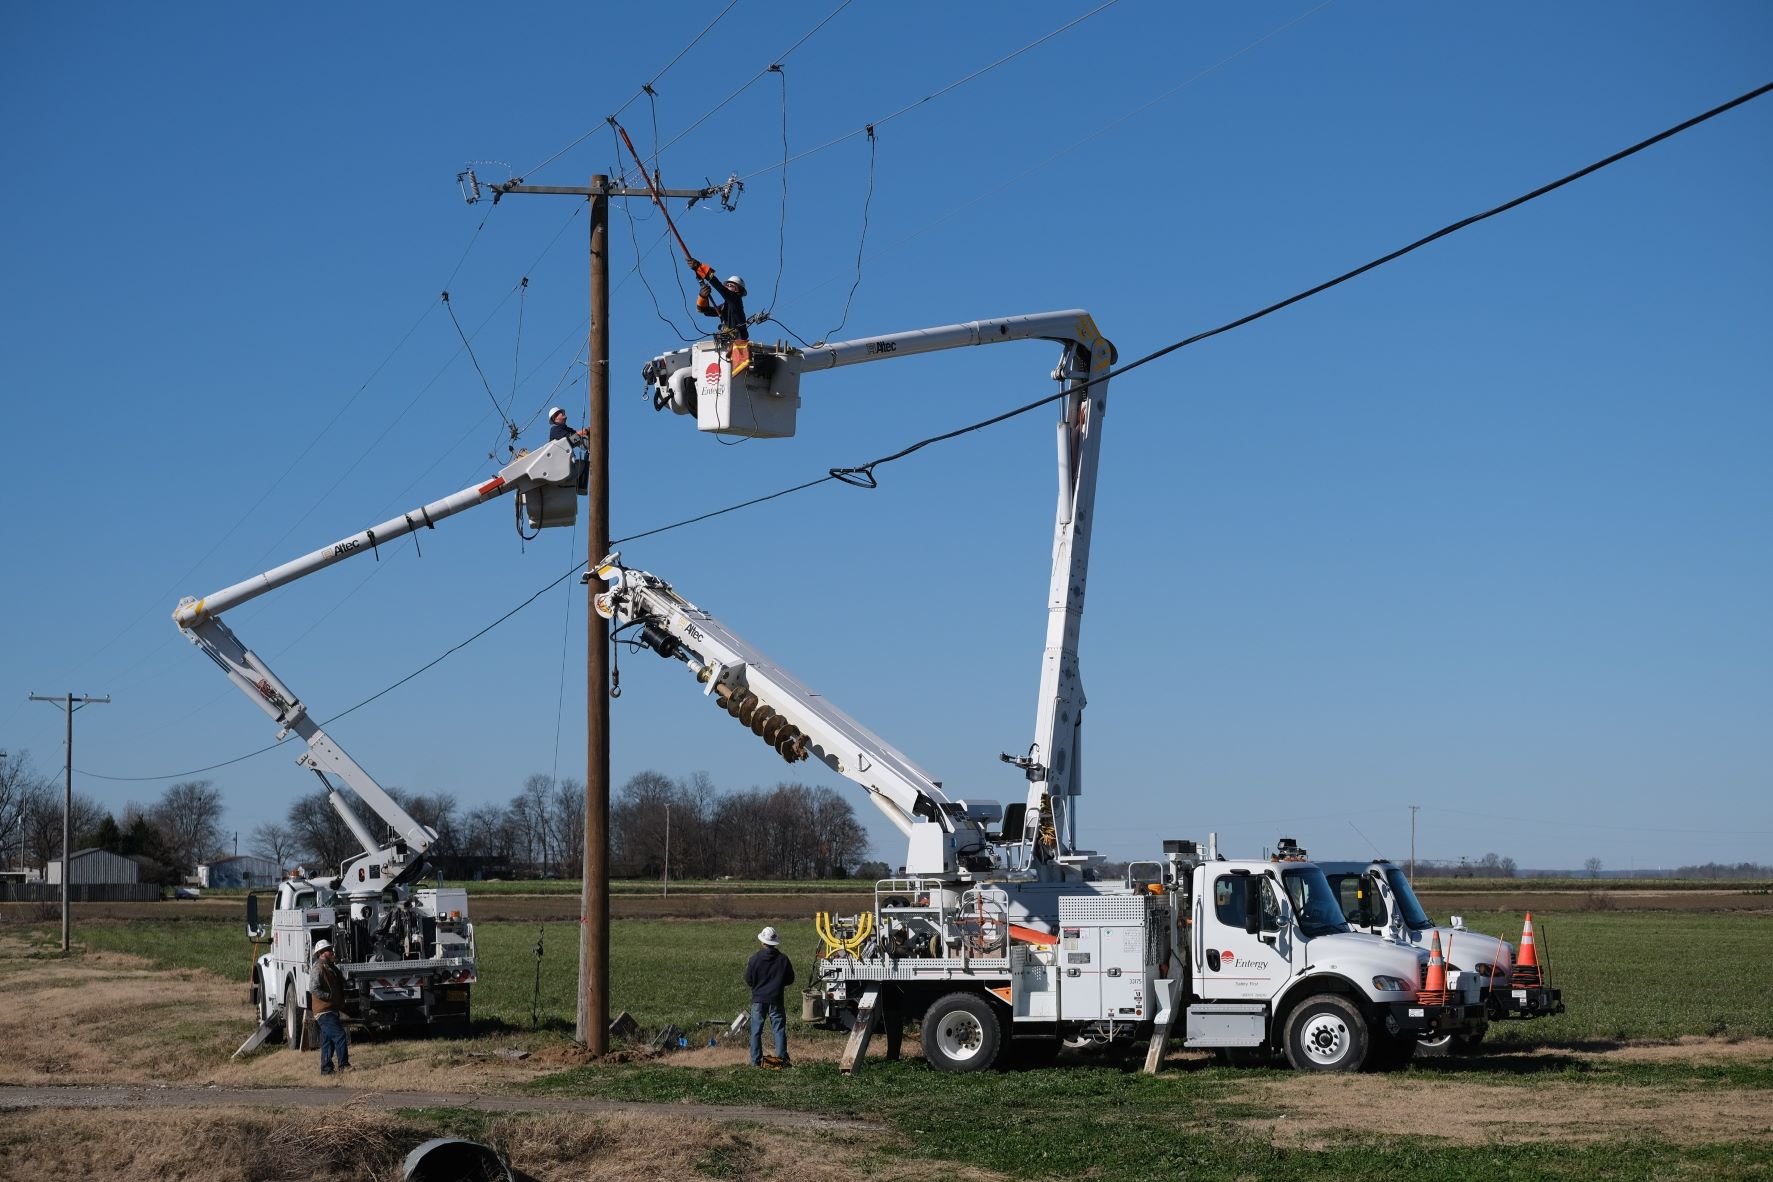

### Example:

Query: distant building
xmin=47 ymin=848 xmax=140 ymax=886
xmin=198 ymin=854 xmax=282 ymax=889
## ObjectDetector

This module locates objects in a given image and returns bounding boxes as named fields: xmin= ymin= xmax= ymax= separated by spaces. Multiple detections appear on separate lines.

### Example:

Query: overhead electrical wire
xmin=618 ymin=79 xmax=1773 ymax=536
xmin=77 ymin=79 xmax=1771 ymax=784
xmin=516 ymin=0 xmax=746 ymax=183
xmin=736 ymin=0 xmax=1122 ymax=185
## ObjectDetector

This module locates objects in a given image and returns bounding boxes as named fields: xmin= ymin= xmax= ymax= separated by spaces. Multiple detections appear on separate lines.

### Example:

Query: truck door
xmin=1198 ymin=871 xmax=1288 ymax=1002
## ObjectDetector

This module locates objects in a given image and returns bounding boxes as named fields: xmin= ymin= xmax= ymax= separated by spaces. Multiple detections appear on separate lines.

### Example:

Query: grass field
xmin=63 ymin=909 xmax=1772 ymax=1044
xmin=18 ymin=906 xmax=1773 ymax=1181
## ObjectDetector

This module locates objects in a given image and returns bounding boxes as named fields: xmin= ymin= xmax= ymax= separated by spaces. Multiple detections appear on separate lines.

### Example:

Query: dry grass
xmin=0 ymin=1105 xmax=1000 ymax=1182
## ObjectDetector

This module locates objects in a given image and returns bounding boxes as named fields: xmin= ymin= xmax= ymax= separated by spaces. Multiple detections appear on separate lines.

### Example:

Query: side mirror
xmin=1243 ymin=886 xmax=1262 ymax=935
xmin=245 ymin=892 xmax=265 ymax=940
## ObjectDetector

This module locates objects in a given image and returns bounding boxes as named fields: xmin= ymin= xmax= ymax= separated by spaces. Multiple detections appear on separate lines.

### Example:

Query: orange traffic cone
xmin=1511 ymin=912 xmax=1543 ymax=989
xmin=1418 ymin=930 xmax=1450 ymax=1005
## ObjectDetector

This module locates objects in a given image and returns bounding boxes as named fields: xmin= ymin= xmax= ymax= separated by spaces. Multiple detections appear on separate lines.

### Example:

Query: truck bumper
xmin=1496 ymin=984 xmax=1563 ymax=1018
xmin=1383 ymin=1000 xmax=1487 ymax=1039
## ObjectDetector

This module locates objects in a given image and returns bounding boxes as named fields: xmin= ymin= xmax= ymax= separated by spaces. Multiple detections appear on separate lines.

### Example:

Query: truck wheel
xmin=284 ymin=978 xmax=305 ymax=1050
xmin=921 ymin=992 xmax=1002 ymax=1072
xmin=1282 ymin=994 xmax=1368 ymax=1072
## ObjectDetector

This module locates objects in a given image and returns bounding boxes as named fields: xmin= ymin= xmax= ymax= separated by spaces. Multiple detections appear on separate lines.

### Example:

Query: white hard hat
xmin=724 ymin=275 xmax=747 ymax=296
xmin=548 ymin=406 xmax=567 ymax=419
xmin=312 ymin=939 xmax=333 ymax=956
xmin=757 ymin=926 xmax=780 ymax=946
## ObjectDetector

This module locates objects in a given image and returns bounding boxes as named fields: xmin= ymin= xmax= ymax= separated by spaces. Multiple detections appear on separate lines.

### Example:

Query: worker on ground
xmin=310 ymin=940 xmax=351 ymax=1075
xmin=745 ymin=925 xmax=795 ymax=1068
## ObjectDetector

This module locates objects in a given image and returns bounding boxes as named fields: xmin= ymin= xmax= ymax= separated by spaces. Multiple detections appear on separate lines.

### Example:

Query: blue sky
xmin=2 ymin=2 xmax=1768 ymax=874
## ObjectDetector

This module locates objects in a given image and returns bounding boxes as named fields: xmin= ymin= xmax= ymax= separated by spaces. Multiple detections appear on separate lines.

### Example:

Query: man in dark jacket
xmin=310 ymin=940 xmax=351 ymax=1075
xmin=744 ymin=925 xmax=795 ymax=1068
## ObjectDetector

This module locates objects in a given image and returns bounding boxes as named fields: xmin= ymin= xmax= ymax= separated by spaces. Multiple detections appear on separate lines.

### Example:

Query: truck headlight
xmin=1372 ymin=975 xmax=1413 ymax=993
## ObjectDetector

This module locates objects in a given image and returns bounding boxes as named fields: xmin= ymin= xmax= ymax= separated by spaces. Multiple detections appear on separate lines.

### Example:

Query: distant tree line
xmin=610 ymin=771 xmax=869 ymax=881
xmin=0 ymin=752 xmax=224 ymax=886
xmin=1672 ymin=861 xmax=1771 ymax=880
xmin=261 ymin=769 xmax=870 ymax=882
xmin=1414 ymin=852 xmax=1518 ymax=879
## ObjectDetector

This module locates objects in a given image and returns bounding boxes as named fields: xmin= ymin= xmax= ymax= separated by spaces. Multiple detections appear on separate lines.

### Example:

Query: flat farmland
xmin=2 ymin=899 xmax=1769 ymax=1181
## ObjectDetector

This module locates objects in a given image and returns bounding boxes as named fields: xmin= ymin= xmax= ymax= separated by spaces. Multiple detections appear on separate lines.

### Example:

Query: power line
xmin=616 ymin=78 xmax=1773 ymax=541
xmin=737 ymin=0 xmax=1122 ymax=184
xmin=649 ymin=0 xmax=856 ymax=161
xmin=75 ymin=559 xmax=588 ymax=783
xmin=518 ymin=0 xmax=746 ymax=181
xmin=73 ymin=80 xmax=1772 ymax=784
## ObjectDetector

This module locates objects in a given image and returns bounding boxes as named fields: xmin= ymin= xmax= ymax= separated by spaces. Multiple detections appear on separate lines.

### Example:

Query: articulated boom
xmin=643 ymin=311 xmax=1116 ymax=878
xmin=173 ymin=438 xmax=582 ymax=895
xmin=594 ymin=560 xmax=998 ymax=876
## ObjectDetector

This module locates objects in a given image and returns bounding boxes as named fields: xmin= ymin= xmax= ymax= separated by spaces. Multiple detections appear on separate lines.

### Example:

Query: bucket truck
xmin=1317 ymin=852 xmax=1563 ymax=1052
xmin=176 ymin=439 xmax=581 ymax=1043
xmin=611 ymin=314 xmax=1486 ymax=1071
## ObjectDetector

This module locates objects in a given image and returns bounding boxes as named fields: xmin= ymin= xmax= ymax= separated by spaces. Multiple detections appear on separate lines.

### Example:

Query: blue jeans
xmin=750 ymin=999 xmax=787 ymax=1065
xmin=317 ymin=1011 xmax=350 ymax=1073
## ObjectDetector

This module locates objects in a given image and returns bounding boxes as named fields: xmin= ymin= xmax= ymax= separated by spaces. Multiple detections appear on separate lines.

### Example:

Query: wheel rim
xmin=936 ymin=1011 xmax=986 ymax=1062
xmin=1299 ymin=1011 xmax=1351 ymax=1065
xmin=1418 ymin=1032 xmax=1453 ymax=1050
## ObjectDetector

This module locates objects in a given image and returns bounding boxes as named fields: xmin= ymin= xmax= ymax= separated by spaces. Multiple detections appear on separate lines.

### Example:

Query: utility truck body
xmin=179 ymin=439 xmax=584 ymax=1044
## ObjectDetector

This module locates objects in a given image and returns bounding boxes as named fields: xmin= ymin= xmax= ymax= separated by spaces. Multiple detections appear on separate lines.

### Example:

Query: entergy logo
xmin=703 ymin=360 xmax=723 ymax=393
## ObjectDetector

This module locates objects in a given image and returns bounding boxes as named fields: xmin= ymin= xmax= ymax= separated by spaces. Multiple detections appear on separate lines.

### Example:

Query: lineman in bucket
xmin=745 ymin=926 xmax=795 ymax=1068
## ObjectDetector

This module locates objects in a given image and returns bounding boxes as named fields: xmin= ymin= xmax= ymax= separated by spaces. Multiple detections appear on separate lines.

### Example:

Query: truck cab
xmin=1319 ymin=858 xmax=1561 ymax=1036
xmin=1178 ymin=854 xmax=1486 ymax=1069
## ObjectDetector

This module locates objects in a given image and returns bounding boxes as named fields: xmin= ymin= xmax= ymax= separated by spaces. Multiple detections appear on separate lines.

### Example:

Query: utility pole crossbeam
xmin=28 ymin=693 xmax=110 ymax=952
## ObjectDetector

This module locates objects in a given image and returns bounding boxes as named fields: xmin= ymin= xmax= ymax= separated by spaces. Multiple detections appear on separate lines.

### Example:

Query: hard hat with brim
xmin=312 ymin=940 xmax=333 ymax=956
xmin=757 ymin=926 xmax=780 ymax=946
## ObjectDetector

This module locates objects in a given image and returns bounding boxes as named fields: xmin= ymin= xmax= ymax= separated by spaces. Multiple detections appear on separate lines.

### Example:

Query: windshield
xmin=1382 ymin=866 xmax=1435 ymax=930
xmin=1282 ymin=867 xmax=1351 ymax=938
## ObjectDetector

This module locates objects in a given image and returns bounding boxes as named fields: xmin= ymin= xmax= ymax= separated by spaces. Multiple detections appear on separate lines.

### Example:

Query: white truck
xmin=1318 ymin=853 xmax=1564 ymax=1051
xmin=176 ymin=439 xmax=583 ymax=1043
xmin=608 ymin=313 xmax=1487 ymax=1071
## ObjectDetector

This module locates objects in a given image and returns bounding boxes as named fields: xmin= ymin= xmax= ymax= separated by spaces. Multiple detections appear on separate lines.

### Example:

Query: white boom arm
xmin=173 ymin=440 xmax=579 ymax=892
xmin=593 ymin=560 xmax=995 ymax=876
xmin=644 ymin=311 xmax=1114 ymax=877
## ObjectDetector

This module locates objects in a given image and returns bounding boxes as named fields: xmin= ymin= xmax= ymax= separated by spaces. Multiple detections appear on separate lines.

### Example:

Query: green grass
xmin=16 ymin=909 xmax=1773 ymax=1182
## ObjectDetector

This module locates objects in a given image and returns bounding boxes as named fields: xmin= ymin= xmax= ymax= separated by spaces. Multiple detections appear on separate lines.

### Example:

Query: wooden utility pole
xmin=28 ymin=693 xmax=110 ymax=952
xmin=484 ymin=172 xmax=716 ymax=1052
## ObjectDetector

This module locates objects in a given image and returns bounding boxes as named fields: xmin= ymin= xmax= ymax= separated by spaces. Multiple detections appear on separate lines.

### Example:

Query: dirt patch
xmin=1235 ymin=1044 xmax=1773 ymax=1148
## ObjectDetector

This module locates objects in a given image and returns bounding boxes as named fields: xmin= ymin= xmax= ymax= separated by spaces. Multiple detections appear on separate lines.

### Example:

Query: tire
xmin=284 ymin=978 xmax=305 ymax=1050
xmin=1415 ymin=1028 xmax=1484 ymax=1059
xmin=1282 ymin=994 xmax=1369 ymax=1072
xmin=921 ymin=992 xmax=1003 ymax=1073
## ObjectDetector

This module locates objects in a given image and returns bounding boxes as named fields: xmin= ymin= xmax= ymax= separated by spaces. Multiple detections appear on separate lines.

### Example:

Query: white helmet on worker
xmin=757 ymin=926 xmax=780 ymax=946
xmin=312 ymin=940 xmax=333 ymax=956
xmin=548 ymin=406 xmax=567 ymax=421
xmin=724 ymin=275 xmax=747 ymax=296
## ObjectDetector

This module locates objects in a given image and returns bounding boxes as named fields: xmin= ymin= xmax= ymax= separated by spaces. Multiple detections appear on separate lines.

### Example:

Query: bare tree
xmin=0 ymin=749 xmax=49 ymax=867
xmin=251 ymin=821 xmax=298 ymax=868
xmin=151 ymin=780 xmax=226 ymax=876
xmin=20 ymin=780 xmax=105 ymax=870
xmin=287 ymin=790 xmax=358 ymax=873
xmin=1584 ymin=856 xmax=1603 ymax=879
xmin=552 ymin=778 xmax=585 ymax=877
